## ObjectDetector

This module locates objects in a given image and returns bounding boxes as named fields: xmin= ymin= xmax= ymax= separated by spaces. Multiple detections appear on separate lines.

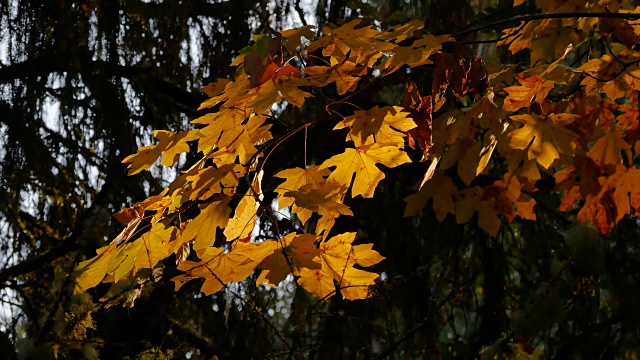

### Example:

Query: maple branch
xmin=293 ymin=0 xmax=308 ymax=27
xmin=307 ymin=310 xmax=396 ymax=337
xmin=262 ymin=212 xmax=299 ymax=281
xmin=0 ymin=53 xmax=204 ymax=111
xmin=204 ymin=265 xmax=293 ymax=352
xmin=581 ymin=58 xmax=640 ymax=82
xmin=375 ymin=289 xmax=458 ymax=359
xmin=0 ymin=184 xmax=112 ymax=284
xmin=341 ymin=74 xmax=386 ymax=103
xmin=254 ymin=121 xmax=312 ymax=180
xmin=454 ymin=12 xmax=640 ymax=39
xmin=166 ymin=314 xmax=220 ymax=354
xmin=0 ymin=240 xmax=76 ymax=285
xmin=458 ymin=22 xmax=525 ymax=45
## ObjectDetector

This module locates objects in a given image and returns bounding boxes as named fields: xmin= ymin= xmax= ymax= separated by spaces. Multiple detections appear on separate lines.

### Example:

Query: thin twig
xmin=204 ymin=265 xmax=293 ymax=352
xmin=293 ymin=0 xmax=307 ymax=26
xmin=375 ymin=289 xmax=458 ymax=359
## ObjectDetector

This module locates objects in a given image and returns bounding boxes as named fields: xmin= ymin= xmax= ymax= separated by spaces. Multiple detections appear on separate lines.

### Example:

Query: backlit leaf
xmin=320 ymin=144 xmax=411 ymax=198
xmin=179 ymin=199 xmax=231 ymax=251
xmin=334 ymin=106 xmax=415 ymax=147
xmin=509 ymin=113 xmax=578 ymax=168
xmin=502 ymin=74 xmax=555 ymax=112
xmin=224 ymin=194 xmax=258 ymax=242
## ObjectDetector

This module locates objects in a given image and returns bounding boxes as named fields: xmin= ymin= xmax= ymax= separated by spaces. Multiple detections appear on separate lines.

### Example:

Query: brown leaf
xmin=113 ymin=207 xmax=143 ymax=225
xmin=244 ymin=52 xmax=267 ymax=87
xmin=600 ymin=17 xmax=640 ymax=50
xmin=402 ymin=82 xmax=433 ymax=160
xmin=432 ymin=50 xmax=489 ymax=109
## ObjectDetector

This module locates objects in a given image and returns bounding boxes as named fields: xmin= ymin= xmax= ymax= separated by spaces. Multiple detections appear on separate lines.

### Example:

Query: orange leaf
xmin=502 ymin=74 xmax=555 ymax=112
xmin=258 ymin=63 xmax=279 ymax=84
xmin=587 ymin=130 xmax=632 ymax=169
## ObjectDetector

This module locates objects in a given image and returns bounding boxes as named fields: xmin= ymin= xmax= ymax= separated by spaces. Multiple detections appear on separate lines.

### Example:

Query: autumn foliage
xmin=75 ymin=2 xmax=640 ymax=305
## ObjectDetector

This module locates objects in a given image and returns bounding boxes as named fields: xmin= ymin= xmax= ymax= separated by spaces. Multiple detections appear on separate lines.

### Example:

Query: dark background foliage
xmin=1 ymin=0 xmax=639 ymax=358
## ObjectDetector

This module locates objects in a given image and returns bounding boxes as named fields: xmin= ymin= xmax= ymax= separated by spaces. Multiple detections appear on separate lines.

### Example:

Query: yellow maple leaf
xmin=195 ymin=111 xmax=271 ymax=165
xmin=172 ymin=241 xmax=278 ymax=295
xmin=112 ymin=224 xmax=175 ymax=281
xmin=222 ymin=172 xmax=263 ymax=242
xmin=198 ymin=74 xmax=251 ymax=110
xmin=307 ymin=19 xmax=392 ymax=64
xmin=608 ymin=165 xmax=640 ymax=223
xmin=74 ymin=246 xmax=117 ymax=293
xmin=457 ymin=132 xmax=499 ymax=186
xmin=454 ymin=187 xmax=502 ymax=236
xmin=274 ymin=166 xmax=330 ymax=209
xmin=256 ymin=233 xmax=320 ymax=287
xmin=122 ymin=130 xmax=198 ymax=175
xmin=281 ymin=25 xmax=316 ymax=53
xmin=297 ymin=232 xmax=383 ymax=300
xmin=334 ymin=266 xmax=381 ymax=300
xmin=404 ymin=170 xmax=457 ymax=221
xmin=178 ymin=199 xmax=231 ymax=251
xmin=318 ymin=232 xmax=384 ymax=269
xmin=172 ymin=247 xmax=225 ymax=295
xmin=156 ymin=130 xmax=199 ymax=167
xmin=284 ymin=181 xmax=352 ymax=234
xmin=203 ymin=78 xmax=231 ymax=98
xmin=274 ymin=76 xmax=313 ymax=108
xmin=334 ymin=106 xmax=416 ymax=147
xmin=304 ymin=61 xmax=367 ymax=95
xmin=320 ymin=144 xmax=411 ymax=198
xmin=193 ymin=108 xmax=250 ymax=153
xmin=224 ymin=193 xmax=258 ymax=242
xmin=183 ymin=164 xmax=240 ymax=201
xmin=374 ymin=19 xmax=424 ymax=43
xmin=579 ymin=53 xmax=640 ymax=100
xmin=499 ymin=21 xmax=538 ymax=54
xmin=241 ymin=79 xmax=282 ymax=114
xmin=244 ymin=113 xmax=273 ymax=147
xmin=378 ymin=34 xmax=452 ymax=74
xmin=297 ymin=267 xmax=336 ymax=299
xmin=509 ymin=113 xmax=578 ymax=169
xmin=75 ymin=223 xmax=176 ymax=292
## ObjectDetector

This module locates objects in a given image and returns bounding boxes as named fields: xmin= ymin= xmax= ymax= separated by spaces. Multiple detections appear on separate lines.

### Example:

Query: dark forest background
xmin=1 ymin=0 xmax=640 ymax=359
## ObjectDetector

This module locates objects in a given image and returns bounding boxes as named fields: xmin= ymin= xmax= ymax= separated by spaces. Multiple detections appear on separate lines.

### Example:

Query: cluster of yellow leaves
xmin=76 ymin=8 xmax=640 ymax=306
xmin=74 ymin=19 xmax=443 ymax=304
xmin=172 ymin=232 xmax=383 ymax=300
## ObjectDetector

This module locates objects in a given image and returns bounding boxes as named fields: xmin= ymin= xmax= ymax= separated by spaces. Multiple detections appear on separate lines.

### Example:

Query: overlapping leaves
xmin=76 ymin=10 xmax=640 ymax=307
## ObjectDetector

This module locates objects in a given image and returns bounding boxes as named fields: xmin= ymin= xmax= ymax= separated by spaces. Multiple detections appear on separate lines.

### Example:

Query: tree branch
xmin=375 ymin=290 xmax=457 ymax=359
xmin=0 ymin=54 xmax=204 ymax=111
xmin=454 ymin=12 xmax=640 ymax=39
xmin=0 ymin=184 xmax=111 ymax=284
